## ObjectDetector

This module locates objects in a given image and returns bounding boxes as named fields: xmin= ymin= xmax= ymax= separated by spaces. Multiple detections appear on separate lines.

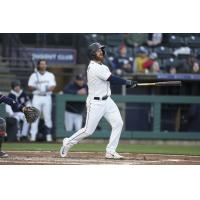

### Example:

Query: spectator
xmin=162 ymin=58 xmax=176 ymax=73
xmin=147 ymin=33 xmax=162 ymax=47
xmin=148 ymin=53 xmax=160 ymax=73
xmin=125 ymin=33 xmax=148 ymax=47
xmin=63 ymin=74 xmax=87 ymax=132
xmin=169 ymin=66 xmax=177 ymax=74
xmin=191 ymin=62 xmax=200 ymax=74
xmin=111 ymin=43 xmax=133 ymax=75
xmin=190 ymin=61 xmax=200 ymax=95
xmin=133 ymin=46 xmax=150 ymax=73
xmin=5 ymin=80 xmax=30 ymax=141
xmin=188 ymin=54 xmax=200 ymax=74
xmin=174 ymin=54 xmax=199 ymax=73
xmin=28 ymin=59 xmax=56 ymax=142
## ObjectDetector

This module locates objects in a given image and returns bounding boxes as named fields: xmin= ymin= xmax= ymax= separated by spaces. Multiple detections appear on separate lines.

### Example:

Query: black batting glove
xmin=126 ymin=80 xmax=138 ymax=88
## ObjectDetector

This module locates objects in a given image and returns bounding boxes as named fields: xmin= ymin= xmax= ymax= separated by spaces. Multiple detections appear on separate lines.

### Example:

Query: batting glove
xmin=126 ymin=80 xmax=138 ymax=88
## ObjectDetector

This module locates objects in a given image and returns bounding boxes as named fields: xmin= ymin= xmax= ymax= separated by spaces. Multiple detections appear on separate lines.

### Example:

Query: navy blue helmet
xmin=88 ymin=42 xmax=105 ymax=59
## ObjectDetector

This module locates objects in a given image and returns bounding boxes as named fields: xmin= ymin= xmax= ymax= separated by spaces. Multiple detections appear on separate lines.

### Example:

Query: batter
xmin=60 ymin=42 xmax=137 ymax=159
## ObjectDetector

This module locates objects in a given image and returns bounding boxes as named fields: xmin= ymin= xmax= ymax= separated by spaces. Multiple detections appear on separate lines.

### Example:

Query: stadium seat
xmin=176 ymin=54 xmax=191 ymax=59
xmin=105 ymin=34 xmax=124 ymax=47
xmin=168 ymin=35 xmax=185 ymax=47
xmin=161 ymin=57 xmax=176 ymax=71
xmin=171 ymin=33 xmax=191 ymax=37
xmin=106 ymin=46 xmax=115 ymax=56
xmin=85 ymin=34 xmax=105 ymax=44
xmin=193 ymin=48 xmax=200 ymax=58
xmin=154 ymin=46 xmax=174 ymax=58
xmin=126 ymin=47 xmax=133 ymax=57
xmin=134 ymin=46 xmax=150 ymax=55
xmin=185 ymin=35 xmax=200 ymax=47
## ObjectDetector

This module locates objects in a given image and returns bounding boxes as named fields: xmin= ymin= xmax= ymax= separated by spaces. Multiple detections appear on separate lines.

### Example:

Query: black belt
xmin=94 ymin=96 xmax=108 ymax=100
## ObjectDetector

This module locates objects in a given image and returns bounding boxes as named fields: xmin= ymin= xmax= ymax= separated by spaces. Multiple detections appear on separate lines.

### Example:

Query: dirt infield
xmin=0 ymin=151 xmax=200 ymax=164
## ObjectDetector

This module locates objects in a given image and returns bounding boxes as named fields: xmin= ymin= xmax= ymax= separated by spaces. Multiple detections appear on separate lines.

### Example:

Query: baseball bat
xmin=137 ymin=81 xmax=182 ymax=87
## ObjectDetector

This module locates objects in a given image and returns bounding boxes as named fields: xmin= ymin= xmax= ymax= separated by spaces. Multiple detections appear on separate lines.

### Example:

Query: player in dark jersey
xmin=0 ymin=92 xmax=27 ymax=158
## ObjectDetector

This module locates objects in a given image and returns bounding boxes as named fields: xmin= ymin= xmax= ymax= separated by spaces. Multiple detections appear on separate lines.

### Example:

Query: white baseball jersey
xmin=62 ymin=60 xmax=123 ymax=155
xmin=28 ymin=70 xmax=56 ymax=141
xmin=28 ymin=71 xmax=56 ymax=95
xmin=87 ymin=61 xmax=111 ymax=98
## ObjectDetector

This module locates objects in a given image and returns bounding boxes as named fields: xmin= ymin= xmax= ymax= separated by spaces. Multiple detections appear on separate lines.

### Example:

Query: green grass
xmin=2 ymin=142 xmax=200 ymax=156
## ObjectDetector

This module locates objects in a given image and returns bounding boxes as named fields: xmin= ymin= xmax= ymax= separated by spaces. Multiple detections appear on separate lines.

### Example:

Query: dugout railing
xmin=56 ymin=94 xmax=200 ymax=140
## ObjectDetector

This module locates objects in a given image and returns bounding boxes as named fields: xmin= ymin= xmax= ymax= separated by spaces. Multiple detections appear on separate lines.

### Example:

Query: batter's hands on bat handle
xmin=126 ymin=80 xmax=138 ymax=88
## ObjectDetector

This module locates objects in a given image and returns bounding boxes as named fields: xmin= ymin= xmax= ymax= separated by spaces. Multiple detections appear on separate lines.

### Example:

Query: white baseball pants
xmin=13 ymin=112 xmax=29 ymax=137
xmin=65 ymin=97 xmax=123 ymax=154
xmin=64 ymin=111 xmax=83 ymax=132
xmin=30 ymin=95 xmax=52 ymax=139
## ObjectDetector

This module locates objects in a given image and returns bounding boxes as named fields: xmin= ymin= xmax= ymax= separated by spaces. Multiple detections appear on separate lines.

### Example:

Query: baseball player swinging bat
xmin=135 ymin=81 xmax=182 ymax=87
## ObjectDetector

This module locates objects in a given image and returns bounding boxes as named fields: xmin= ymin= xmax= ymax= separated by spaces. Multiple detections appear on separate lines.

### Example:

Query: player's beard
xmin=95 ymin=53 xmax=104 ymax=63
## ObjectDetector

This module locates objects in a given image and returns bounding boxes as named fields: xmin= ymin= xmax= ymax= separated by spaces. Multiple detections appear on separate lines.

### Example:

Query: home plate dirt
xmin=1 ymin=151 xmax=200 ymax=165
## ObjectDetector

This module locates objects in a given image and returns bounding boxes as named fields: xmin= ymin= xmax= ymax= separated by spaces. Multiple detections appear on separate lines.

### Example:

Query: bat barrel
xmin=156 ymin=81 xmax=182 ymax=86
xmin=137 ymin=81 xmax=182 ymax=87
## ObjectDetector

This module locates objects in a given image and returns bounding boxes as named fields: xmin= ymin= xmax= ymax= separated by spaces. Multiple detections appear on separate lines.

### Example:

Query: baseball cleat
xmin=60 ymin=145 xmax=71 ymax=158
xmin=60 ymin=138 xmax=70 ymax=158
xmin=105 ymin=152 xmax=124 ymax=159
xmin=0 ymin=151 xmax=8 ymax=158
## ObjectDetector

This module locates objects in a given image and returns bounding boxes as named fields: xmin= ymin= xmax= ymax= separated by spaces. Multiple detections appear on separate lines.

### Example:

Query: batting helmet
xmin=88 ymin=42 xmax=105 ymax=60
xmin=11 ymin=80 xmax=21 ymax=89
xmin=0 ymin=118 xmax=6 ymax=137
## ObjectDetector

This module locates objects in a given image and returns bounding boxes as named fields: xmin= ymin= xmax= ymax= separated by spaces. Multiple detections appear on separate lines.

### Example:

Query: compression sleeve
xmin=107 ymin=75 xmax=127 ymax=85
xmin=0 ymin=95 xmax=23 ymax=112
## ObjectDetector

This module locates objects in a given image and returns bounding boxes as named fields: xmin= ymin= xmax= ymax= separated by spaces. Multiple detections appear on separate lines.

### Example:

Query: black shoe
xmin=0 ymin=151 xmax=8 ymax=158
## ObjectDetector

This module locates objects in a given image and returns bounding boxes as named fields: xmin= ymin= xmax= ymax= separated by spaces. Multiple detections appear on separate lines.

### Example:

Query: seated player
xmin=5 ymin=80 xmax=30 ymax=141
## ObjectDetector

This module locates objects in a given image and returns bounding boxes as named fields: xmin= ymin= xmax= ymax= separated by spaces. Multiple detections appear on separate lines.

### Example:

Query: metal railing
xmin=56 ymin=94 xmax=200 ymax=140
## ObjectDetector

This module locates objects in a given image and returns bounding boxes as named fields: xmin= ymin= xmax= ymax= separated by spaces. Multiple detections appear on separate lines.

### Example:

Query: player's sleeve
xmin=94 ymin=65 xmax=112 ymax=81
xmin=28 ymin=73 xmax=36 ymax=87
xmin=107 ymin=75 xmax=127 ymax=85
xmin=6 ymin=94 xmax=17 ymax=114
xmin=5 ymin=105 xmax=14 ymax=116
xmin=0 ymin=95 xmax=23 ymax=112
